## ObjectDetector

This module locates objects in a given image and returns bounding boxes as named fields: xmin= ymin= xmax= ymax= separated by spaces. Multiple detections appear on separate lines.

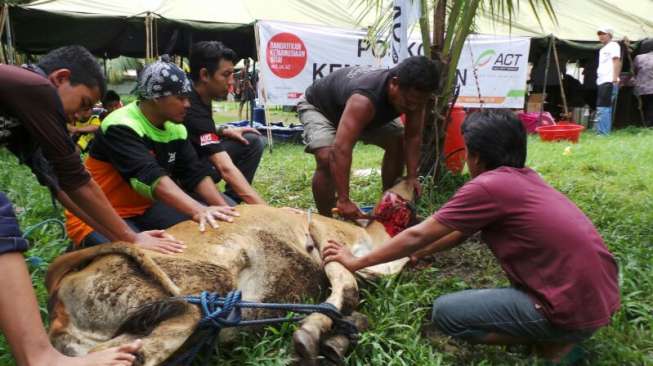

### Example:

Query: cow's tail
xmin=46 ymin=243 xmax=181 ymax=297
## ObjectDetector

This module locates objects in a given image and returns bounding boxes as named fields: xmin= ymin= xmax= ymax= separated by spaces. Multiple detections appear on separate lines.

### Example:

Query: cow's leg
xmin=293 ymin=261 xmax=358 ymax=365
xmin=90 ymin=307 xmax=201 ymax=366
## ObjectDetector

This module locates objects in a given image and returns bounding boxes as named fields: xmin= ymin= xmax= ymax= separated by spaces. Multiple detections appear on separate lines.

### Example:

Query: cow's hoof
xmin=319 ymin=311 xmax=368 ymax=365
xmin=293 ymin=328 xmax=320 ymax=366
xmin=320 ymin=335 xmax=348 ymax=365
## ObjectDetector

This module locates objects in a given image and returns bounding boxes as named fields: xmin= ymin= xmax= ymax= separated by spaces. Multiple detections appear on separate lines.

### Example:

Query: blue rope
xmin=21 ymin=218 xmax=66 ymax=240
xmin=165 ymin=290 xmax=358 ymax=366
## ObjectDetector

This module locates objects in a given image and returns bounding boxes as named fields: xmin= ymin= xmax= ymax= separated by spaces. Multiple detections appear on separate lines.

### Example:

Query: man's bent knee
xmin=431 ymin=293 xmax=487 ymax=342
xmin=244 ymin=133 xmax=266 ymax=154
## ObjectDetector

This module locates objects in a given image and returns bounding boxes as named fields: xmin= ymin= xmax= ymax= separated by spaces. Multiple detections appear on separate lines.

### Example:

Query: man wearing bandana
xmin=65 ymin=59 xmax=238 ymax=249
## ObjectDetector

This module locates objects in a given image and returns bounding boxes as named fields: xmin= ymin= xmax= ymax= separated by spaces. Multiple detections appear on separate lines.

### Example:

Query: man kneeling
xmin=66 ymin=60 xmax=237 ymax=250
xmin=324 ymin=110 xmax=620 ymax=363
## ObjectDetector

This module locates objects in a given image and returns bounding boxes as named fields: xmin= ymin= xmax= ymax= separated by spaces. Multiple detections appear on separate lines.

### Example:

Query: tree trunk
xmin=419 ymin=0 xmax=448 ymax=177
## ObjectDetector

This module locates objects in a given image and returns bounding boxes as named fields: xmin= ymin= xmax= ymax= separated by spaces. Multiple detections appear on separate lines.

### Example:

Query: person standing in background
xmin=633 ymin=38 xmax=653 ymax=125
xmin=595 ymin=27 xmax=621 ymax=135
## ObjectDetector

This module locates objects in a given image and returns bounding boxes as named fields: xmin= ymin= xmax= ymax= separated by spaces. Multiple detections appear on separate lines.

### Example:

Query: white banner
xmin=455 ymin=34 xmax=531 ymax=108
xmin=390 ymin=0 xmax=420 ymax=64
xmin=257 ymin=21 xmax=530 ymax=108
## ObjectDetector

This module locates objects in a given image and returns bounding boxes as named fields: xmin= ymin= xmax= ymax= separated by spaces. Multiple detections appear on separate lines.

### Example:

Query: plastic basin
xmin=535 ymin=123 xmax=585 ymax=143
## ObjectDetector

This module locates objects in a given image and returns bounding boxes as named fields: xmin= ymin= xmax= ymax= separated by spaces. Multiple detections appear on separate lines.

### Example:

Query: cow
xmin=45 ymin=181 xmax=416 ymax=365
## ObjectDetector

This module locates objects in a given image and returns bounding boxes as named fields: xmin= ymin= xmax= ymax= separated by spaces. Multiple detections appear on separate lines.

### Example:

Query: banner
xmin=257 ymin=21 xmax=530 ymax=108
xmin=390 ymin=0 xmax=420 ymax=64
xmin=455 ymin=34 xmax=531 ymax=108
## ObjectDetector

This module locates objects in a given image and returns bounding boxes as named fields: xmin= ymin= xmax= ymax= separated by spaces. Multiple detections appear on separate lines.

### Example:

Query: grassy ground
xmin=0 ymin=128 xmax=652 ymax=365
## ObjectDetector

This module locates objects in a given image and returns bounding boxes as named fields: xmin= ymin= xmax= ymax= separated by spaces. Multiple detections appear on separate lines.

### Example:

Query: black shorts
xmin=596 ymin=82 xmax=615 ymax=107
xmin=0 ymin=192 xmax=29 ymax=254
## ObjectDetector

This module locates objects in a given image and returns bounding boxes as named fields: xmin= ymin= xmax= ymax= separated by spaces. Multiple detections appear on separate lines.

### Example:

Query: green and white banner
xmin=456 ymin=34 xmax=531 ymax=109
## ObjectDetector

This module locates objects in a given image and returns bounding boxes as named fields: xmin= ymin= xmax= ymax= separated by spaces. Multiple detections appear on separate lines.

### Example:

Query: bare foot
xmin=51 ymin=340 xmax=142 ymax=366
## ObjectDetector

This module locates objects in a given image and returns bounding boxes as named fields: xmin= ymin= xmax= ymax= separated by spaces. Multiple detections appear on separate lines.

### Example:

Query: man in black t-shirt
xmin=185 ymin=41 xmax=266 ymax=204
xmin=298 ymin=56 xmax=440 ymax=219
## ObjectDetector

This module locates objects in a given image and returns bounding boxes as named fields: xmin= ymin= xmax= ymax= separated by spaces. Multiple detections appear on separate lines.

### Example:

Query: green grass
xmin=211 ymin=101 xmax=299 ymax=125
xmin=0 ymin=128 xmax=652 ymax=365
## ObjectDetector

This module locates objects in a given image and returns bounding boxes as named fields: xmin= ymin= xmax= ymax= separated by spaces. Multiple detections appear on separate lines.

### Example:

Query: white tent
xmin=6 ymin=0 xmax=652 ymax=58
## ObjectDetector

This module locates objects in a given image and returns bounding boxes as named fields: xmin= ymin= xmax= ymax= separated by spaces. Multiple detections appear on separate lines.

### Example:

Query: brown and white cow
xmin=45 ymin=181 xmax=416 ymax=365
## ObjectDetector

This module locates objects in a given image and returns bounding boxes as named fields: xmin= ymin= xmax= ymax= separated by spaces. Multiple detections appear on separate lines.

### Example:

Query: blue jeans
xmin=0 ymin=192 xmax=29 ymax=254
xmin=596 ymin=82 xmax=619 ymax=135
xmin=431 ymin=288 xmax=596 ymax=343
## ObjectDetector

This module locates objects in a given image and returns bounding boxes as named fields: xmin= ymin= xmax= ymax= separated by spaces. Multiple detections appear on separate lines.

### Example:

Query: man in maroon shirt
xmin=0 ymin=46 xmax=189 ymax=365
xmin=323 ymin=110 xmax=619 ymax=363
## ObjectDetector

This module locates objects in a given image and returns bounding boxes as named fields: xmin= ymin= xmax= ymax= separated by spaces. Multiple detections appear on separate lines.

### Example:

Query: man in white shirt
xmin=595 ymin=27 xmax=621 ymax=135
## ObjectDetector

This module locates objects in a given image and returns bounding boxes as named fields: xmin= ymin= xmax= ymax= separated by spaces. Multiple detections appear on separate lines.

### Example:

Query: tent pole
xmin=0 ymin=5 xmax=7 ymax=64
xmin=4 ymin=4 xmax=15 ymax=65
xmin=539 ymin=35 xmax=554 ymax=125
xmin=254 ymin=21 xmax=273 ymax=153
xmin=154 ymin=16 xmax=159 ymax=58
xmin=551 ymin=38 xmax=569 ymax=119
xmin=144 ymin=15 xmax=149 ymax=61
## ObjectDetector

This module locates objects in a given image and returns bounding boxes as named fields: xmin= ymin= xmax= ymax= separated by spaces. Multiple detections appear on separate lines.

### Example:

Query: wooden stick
xmin=551 ymin=38 xmax=569 ymax=119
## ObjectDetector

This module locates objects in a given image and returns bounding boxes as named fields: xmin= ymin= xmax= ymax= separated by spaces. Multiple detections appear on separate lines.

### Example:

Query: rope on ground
xmin=21 ymin=218 xmax=66 ymax=240
xmin=165 ymin=290 xmax=358 ymax=366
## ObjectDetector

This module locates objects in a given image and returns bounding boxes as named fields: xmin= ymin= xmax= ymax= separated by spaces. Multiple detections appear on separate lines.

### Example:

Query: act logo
xmin=474 ymin=49 xmax=496 ymax=68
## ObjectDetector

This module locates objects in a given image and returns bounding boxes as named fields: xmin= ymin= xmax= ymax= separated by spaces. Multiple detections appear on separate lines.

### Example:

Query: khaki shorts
xmin=297 ymin=98 xmax=404 ymax=153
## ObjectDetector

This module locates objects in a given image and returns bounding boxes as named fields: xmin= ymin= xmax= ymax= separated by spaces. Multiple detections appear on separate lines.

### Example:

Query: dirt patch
xmin=412 ymin=237 xmax=506 ymax=287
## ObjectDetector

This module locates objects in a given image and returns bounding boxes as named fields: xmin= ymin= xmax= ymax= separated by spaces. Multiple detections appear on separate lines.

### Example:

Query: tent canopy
xmin=473 ymin=0 xmax=652 ymax=41
xmin=5 ymin=0 xmax=652 ymax=59
xmin=7 ymin=0 xmax=370 ymax=58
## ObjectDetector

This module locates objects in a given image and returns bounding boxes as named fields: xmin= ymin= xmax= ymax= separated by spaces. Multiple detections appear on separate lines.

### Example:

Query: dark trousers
xmin=79 ymin=193 xmax=236 ymax=248
xmin=0 ymin=192 xmax=29 ymax=254
xmin=79 ymin=200 xmax=190 ymax=248
xmin=641 ymin=94 xmax=653 ymax=125
xmin=219 ymin=132 xmax=266 ymax=203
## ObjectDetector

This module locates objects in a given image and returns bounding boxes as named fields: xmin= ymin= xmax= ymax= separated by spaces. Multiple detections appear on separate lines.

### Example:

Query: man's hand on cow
xmin=222 ymin=127 xmax=261 ymax=145
xmin=133 ymin=230 xmax=186 ymax=254
xmin=406 ymin=176 xmax=422 ymax=198
xmin=193 ymin=206 xmax=239 ymax=232
xmin=322 ymin=240 xmax=361 ymax=272
xmin=335 ymin=198 xmax=367 ymax=220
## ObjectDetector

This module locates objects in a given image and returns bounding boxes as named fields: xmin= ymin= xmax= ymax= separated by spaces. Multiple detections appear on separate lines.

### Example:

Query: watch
xmin=216 ymin=125 xmax=231 ymax=137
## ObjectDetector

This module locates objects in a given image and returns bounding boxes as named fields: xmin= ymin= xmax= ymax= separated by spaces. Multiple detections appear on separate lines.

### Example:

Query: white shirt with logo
xmin=597 ymin=41 xmax=621 ymax=85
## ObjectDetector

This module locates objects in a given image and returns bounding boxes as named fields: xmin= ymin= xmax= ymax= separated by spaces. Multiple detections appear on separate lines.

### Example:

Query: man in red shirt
xmin=324 ymin=110 xmax=620 ymax=363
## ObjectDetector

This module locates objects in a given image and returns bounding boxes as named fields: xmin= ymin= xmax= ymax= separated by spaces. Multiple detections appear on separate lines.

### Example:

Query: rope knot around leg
xmin=194 ymin=290 xmax=243 ymax=329
xmin=170 ymin=290 xmax=359 ymax=365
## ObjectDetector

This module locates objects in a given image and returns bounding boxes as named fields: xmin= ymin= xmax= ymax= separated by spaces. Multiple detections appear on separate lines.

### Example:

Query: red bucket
xmin=535 ymin=122 xmax=585 ymax=143
xmin=444 ymin=108 xmax=467 ymax=173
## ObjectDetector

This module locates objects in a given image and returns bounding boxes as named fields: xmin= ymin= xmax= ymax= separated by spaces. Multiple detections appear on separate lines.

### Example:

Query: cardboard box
xmin=526 ymin=93 xmax=544 ymax=113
